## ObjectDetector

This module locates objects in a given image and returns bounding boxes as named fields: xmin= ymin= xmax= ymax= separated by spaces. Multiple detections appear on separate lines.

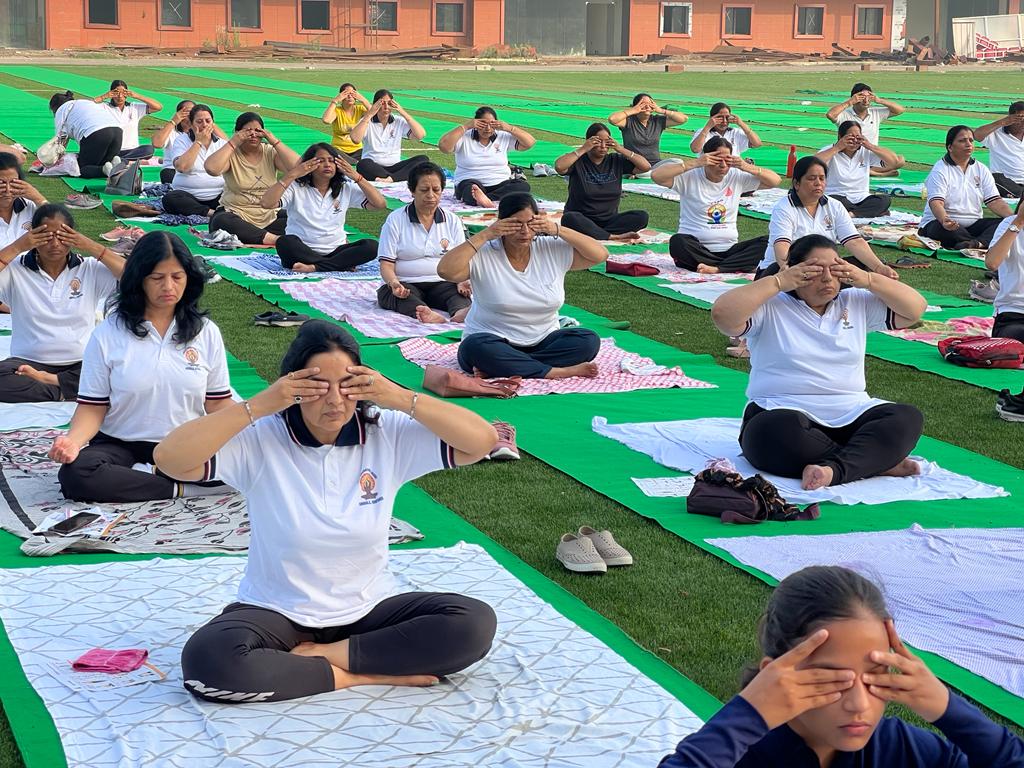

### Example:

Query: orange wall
xmin=627 ymin=0 xmax=894 ymax=56
xmin=46 ymin=0 xmax=503 ymax=51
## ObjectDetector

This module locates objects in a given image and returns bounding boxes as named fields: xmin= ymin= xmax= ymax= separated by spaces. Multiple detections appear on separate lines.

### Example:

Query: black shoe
xmin=996 ymin=396 xmax=1024 ymax=422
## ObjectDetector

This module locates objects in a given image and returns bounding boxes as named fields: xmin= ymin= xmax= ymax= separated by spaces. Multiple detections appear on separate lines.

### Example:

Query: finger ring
xmin=294 ymin=395 xmax=302 ymax=403
xmin=367 ymin=375 xmax=374 ymax=387
xmin=287 ymin=372 xmax=294 ymax=379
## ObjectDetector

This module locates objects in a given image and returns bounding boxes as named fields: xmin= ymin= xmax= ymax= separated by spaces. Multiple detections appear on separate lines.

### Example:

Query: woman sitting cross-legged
xmin=555 ymin=122 xmax=651 ymax=242
xmin=918 ymin=125 xmax=1014 ymax=250
xmin=817 ymin=121 xmax=898 ymax=219
xmin=653 ymin=136 xmax=781 ymax=274
xmin=377 ymin=162 xmax=472 ymax=324
xmin=162 ymin=104 xmax=227 ymax=219
xmin=48 ymin=232 xmax=233 ymax=502
xmin=712 ymin=234 xmax=927 ymax=491
xmin=151 ymin=99 xmax=227 ymax=185
xmin=0 ymin=204 xmax=125 ymax=403
xmin=205 ymin=112 xmax=300 ymax=246
xmin=154 ymin=320 xmax=499 ymax=703
xmin=438 ymin=106 xmax=536 ymax=208
xmin=351 ymin=89 xmax=430 ymax=183
xmin=438 ymin=193 xmax=608 ymax=380
xmin=261 ymin=143 xmax=386 ymax=273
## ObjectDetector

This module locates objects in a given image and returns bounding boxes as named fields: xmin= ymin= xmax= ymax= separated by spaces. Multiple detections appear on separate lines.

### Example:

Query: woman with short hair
xmin=92 ymin=79 xmax=163 ymax=161
xmin=437 ymin=106 xmax=535 ymax=208
xmin=816 ymin=121 xmax=897 ymax=219
xmin=438 ymin=193 xmax=608 ymax=380
xmin=48 ymin=231 xmax=233 ymax=502
xmin=162 ymin=104 xmax=228 ymax=219
xmin=48 ymin=90 xmax=122 ymax=178
xmin=351 ymin=89 xmax=430 ymax=183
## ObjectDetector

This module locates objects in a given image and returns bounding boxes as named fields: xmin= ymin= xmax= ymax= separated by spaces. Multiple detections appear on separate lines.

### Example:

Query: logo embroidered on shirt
xmin=359 ymin=468 xmax=382 ymax=504
xmin=68 ymin=278 xmax=83 ymax=299
xmin=183 ymin=346 xmax=202 ymax=371
xmin=840 ymin=309 xmax=854 ymax=330
xmin=440 ymin=238 xmax=450 ymax=254
xmin=706 ymin=202 xmax=728 ymax=225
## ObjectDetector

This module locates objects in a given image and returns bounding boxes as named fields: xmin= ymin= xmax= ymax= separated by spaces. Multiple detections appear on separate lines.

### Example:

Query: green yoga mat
xmin=0 ymin=65 xmax=174 ymax=120
xmin=796 ymin=89 xmax=1002 ymax=115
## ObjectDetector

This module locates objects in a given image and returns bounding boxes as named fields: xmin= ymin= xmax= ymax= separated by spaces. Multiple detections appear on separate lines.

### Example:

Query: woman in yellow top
xmin=205 ymin=112 xmax=300 ymax=246
xmin=321 ymin=83 xmax=370 ymax=163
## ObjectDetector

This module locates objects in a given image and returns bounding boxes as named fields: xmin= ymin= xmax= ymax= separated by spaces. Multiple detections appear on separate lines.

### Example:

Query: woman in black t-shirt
xmin=609 ymin=93 xmax=688 ymax=165
xmin=555 ymin=123 xmax=651 ymax=242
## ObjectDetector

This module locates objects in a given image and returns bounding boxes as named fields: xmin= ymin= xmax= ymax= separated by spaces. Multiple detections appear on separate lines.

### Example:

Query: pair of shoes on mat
xmin=201 ymin=229 xmax=245 ymax=250
xmin=556 ymin=527 xmax=633 ymax=573
xmin=888 ymin=255 xmax=931 ymax=269
xmin=107 ymin=237 xmax=137 ymax=256
xmin=485 ymin=421 xmax=520 ymax=461
xmin=112 ymin=200 xmax=159 ymax=218
xmin=101 ymin=155 xmax=122 ymax=178
xmin=198 ymin=259 xmax=222 ymax=284
xmin=254 ymin=311 xmax=310 ymax=327
xmin=64 ymin=192 xmax=102 ymax=210
xmin=996 ymin=389 xmax=1024 ymax=423
xmin=100 ymin=225 xmax=144 ymax=242
xmin=969 ymin=279 xmax=998 ymax=303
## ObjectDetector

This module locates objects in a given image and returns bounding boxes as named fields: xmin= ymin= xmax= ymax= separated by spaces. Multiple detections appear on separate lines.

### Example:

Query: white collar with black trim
xmin=787 ymin=188 xmax=829 ymax=207
xmin=281 ymin=405 xmax=367 ymax=447
xmin=405 ymin=203 xmax=445 ymax=225
xmin=22 ymin=250 xmax=83 ymax=272
xmin=942 ymin=153 xmax=976 ymax=167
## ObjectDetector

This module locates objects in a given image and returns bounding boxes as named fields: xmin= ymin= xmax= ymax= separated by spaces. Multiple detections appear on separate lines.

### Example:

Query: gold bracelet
xmin=242 ymin=400 xmax=256 ymax=427
xmin=772 ymin=274 xmax=783 ymax=292
xmin=866 ymin=272 xmax=874 ymax=288
xmin=555 ymin=223 xmax=561 ymax=238
xmin=408 ymin=391 xmax=419 ymax=419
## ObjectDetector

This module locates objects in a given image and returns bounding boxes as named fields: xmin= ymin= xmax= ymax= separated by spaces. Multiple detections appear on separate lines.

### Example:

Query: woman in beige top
xmin=205 ymin=112 xmax=300 ymax=246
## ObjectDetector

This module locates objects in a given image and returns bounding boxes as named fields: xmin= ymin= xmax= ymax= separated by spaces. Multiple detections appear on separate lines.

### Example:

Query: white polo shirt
xmin=0 ymin=253 xmax=117 ymax=364
xmin=77 ymin=316 xmax=231 ymax=442
xmin=54 ymin=100 xmax=119 ymax=142
xmin=378 ymin=204 xmax=466 ymax=283
xmin=835 ymin=105 xmax=890 ymax=145
xmin=0 ymin=199 xmax=36 ymax=250
xmin=464 ymin=235 xmax=573 ymax=347
xmin=162 ymin=131 xmax=186 ymax=170
xmin=453 ymin=130 xmax=516 ymax=187
xmin=362 ymin=115 xmax=412 ymax=167
xmin=204 ymin=406 xmax=455 ymax=627
xmin=822 ymin=145 xmax=872 ymax=204
xmin=697 ymin=126 xmax=750 ymax=156
xmin=991 ymin=216 xmax=1024 ymax=316
xmin=920 ymin=156 xmax=1002 ymax=228
xmin=980 ymin=128 xmax=1024 ymax=184
xmin=101 ymin=102 xmax=148 ymax=150
xmin=673 ymin=166 xmax=761 ymax=252
xmin=169 ymin=134 xmax=227 ymax=200
xmin=760 ymin=190 xmax=862 ymax=269
xmin=280 ymin=181 xmax=367 ymax=255
xmin=739 ymin=288 xmax=896 ymax=426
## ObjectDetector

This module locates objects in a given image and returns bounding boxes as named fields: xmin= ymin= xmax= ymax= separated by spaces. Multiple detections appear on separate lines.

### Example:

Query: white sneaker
xmin=555 ymin=533 xmax=607 ymax=573
xmin=578 ymin=526 xmax=633 ymax=566
xmin=102 ymin=161 xmax=113 ymax=177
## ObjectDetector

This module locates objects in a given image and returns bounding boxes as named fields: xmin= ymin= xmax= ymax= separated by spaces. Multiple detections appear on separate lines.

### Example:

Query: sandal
xmin=888 ymin=255 xmax=932 ymax=269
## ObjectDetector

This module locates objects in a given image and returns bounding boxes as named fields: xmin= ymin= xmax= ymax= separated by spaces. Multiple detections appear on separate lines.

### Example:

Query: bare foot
xmin=450 ymin=307 xmax=470 ymax=323
xmin=545 ymin=362 xmax=599 ymax=379
xmin=291 ymin=263 xmax=316 ymax=273
xmin=15 ymin=365 xmax=58 ymax=386
xmin=470 ymin=184 xmax=495 ymax=208
xmin=290 ymin=642 xmax=438 ymax=690
xmin=801 ymin=464 xmax=834 ymax=490
xmin=415 ymin=305 xmax=447 ymax=324
xmin=263 ymin=234 xmax=279 ymax=246
xmin=878 ymin=457 xmax=921 ymax=478
xmin=609 ymin=231 xmax=641 ymax=243
xmin=696 ymin=263 xmax=720 ymax=274
xmin=379 ymin=176 xmax=393 ymax=183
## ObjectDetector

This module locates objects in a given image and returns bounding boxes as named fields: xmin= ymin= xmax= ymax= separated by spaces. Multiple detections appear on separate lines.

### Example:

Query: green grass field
xmin=1 ymin=65 xmax=1022 ymax=767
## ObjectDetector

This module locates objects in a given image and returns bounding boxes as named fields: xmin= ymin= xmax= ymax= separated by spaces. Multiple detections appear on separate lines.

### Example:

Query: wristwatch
xmin=1010 ymin=224 xmax=1022 ymax=233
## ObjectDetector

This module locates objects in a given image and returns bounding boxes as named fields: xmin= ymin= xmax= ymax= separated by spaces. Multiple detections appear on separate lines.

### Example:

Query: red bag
xmin=605 ymin=261 xmax=660 ymax=277
xmin=937 ymin=335 xmax=1024 ymax=369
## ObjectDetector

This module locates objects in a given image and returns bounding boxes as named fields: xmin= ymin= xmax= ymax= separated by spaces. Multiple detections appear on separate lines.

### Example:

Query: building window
xmin=659 ymin=2 xmax=691 ymax=36
xmin=369 ymin=0 xmax=398 ymax=31
xmin=229 ymin=0 xmax=260 ymax=28
xmin=855 ymin=5 xmax=884 ymax=37
xmin=160 ymin=0 xmax=191 ymax=27
xmin=434 ymin=1 xmax=463 ymax=33
xmin=86 ymin=0 xmax=118 ymax=25
xmin=795 ymin=6 xmax=824 ymax=37
xmin=723 ymin=5 xmax=752 ymax=37
xmin=300 ymin=0 xmax=329 ymax=30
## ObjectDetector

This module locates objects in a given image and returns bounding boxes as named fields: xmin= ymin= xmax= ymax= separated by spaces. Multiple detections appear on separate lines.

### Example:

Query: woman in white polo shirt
xmin=350 ymin=89 xmax=430 ymax=183
xmin=438 ymin=193 xmax=608 ymax=380
xmin=918 ymin=125 xmax=1015 ymax=250
xmin=758 ymin=156 xmax=898 ymax=279
xmin=688 ymin=102 xmax=762 ymax=157
xmin=154 ymin=320 xmax=498 ymax=703
xmin=816 ymin=121 xmax=898 ymax=219
xmin=976 ymin=102 xmax=1024 ymax=199
xmin=986 ymin=204 xmax=1024 ymax=342
xmin=162 ymin=104 xmax=228 ymax=219
xmin=48 ymin=91 xmax=122 ymax=179
xmin=261 ymin=142 xmax=386 ymax=273
xmin=151 ymin=100 xmax=228 ymax=185
xmin=92 ymin=79 xmax=163 ymax=161
xmin=0 ymin=152 xmax=46 ymax=249
xmin=652 ymin=136 xmax=780 ymax=274
xmin=713 ymin=234 xmax=926 ymax=491
xmin=438 ymin=106 xmax=536 ymax=208
xmin=0 ymin=203 xmax=124 ymax=402
xmin=47 ymin=232 xmax=233 ymax=502
xmin=377 ymin=162 xmax=471 ymax=323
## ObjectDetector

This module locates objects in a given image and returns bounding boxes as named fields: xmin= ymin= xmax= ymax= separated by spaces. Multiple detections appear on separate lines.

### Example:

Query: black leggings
xmin=160 ymin=167 xmax=176 ymax=184
xmin=560 ymin=210 xmax=649 ymax=240
xmin=210 ymin=209 xmax=288 ymax=245
xmin=181 ymin=592 xmax=497 ymax=703
xmin=458 ymin=327 xmax=600 ymax=379
xmin=77 ymin=127 xmax=123 ymax=178
xmin=58 ymin=432 xmax=178 ymax=502
xmin=670 ymin=234 xmax=768 ymax=274
xmin=919 ymin=218 xmax=1001 ymax=249
xmin=739 ymin=402 xmax=923 ymax=486
xmin=830 ymin=193 xmax=891 ymax=219
xmin=993 ymin=311 xmax=1024 ymax=343
xmin=356 ymin=154 xmax=430 ymax=182
xmin=119 ymin=144 xmax=155 ymax=161
xmin=376 ymin=279 xmax=470 ymax=319
xmin=0 ymin=358 xmax=80 ymax=403
xmin=454 ymin=177 xmax=531 ymax=205
xmin=162 ymin=190 xmax=220 ymax=217
xmin=276 ymin=234 xmax=378 ymax=272
xmin=993 ymin=172 xmax=1024 ymax=199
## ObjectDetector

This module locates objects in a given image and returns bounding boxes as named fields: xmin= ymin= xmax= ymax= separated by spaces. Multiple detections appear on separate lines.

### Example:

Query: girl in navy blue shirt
xmin=660 ymin=566 xmax=1024 ymax=767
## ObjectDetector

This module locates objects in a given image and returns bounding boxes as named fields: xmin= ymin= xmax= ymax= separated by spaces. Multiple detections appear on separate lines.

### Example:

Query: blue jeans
xmin=458 ymin=327 xmax=600 ymax=379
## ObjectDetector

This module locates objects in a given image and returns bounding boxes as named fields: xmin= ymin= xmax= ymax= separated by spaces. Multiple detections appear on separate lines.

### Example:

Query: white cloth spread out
xmin=0 ymin=313 xmax=11 ymax=330
xmin=592 ymin=416 xmax=1008 ymax=505
xmin=707 ymin=525 xmax=1024 ymax=699
xmin=0 ymin=544 xmax=703 ymax=768
xmin=0 ymin=402 xmax=76 ymax=431
xmin=657 ymin=281 xmax=738 ymax=304
xmin=206 ymin=253 xmax=380 ymax=281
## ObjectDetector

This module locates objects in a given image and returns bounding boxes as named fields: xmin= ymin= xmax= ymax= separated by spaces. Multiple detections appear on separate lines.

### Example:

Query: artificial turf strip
xmin=795 ymin=89 xmax=1004 ymax=114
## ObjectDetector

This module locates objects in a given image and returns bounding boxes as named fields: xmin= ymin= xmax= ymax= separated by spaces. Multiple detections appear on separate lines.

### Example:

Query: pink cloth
xmin=606 ymin=251 xmax=753 ymax=283
xmin=399 ymin=336 xmax=715 ymax=395
xmin=883 ymin=316 xmax=995 ymax=346
xmin=72 ymin=648 xmax=149 ymax=673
